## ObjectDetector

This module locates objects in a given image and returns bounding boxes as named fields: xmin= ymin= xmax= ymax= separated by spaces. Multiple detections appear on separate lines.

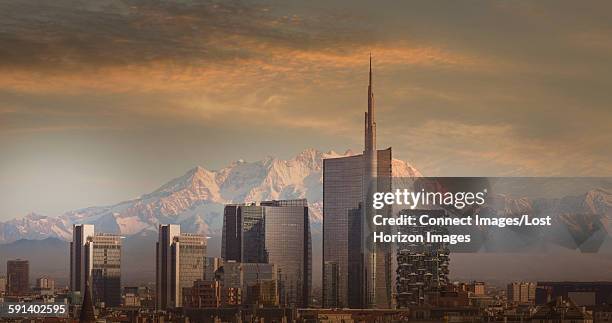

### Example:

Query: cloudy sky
xmin=1 ymin=0 xmax=611 ymax=218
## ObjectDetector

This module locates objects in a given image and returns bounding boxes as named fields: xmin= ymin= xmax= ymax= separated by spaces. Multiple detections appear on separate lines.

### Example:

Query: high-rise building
xmin=322 ymin=261 xmax=339 ymax=307
xmin=222 ymin=204 xmax=266 ymax=263
xmin=347 ymin=206 xmax=364 ymax=308
xmin=70 ymin=224 xmax=94 ymax=297
xmin=90 ymin=234 xmax=122 ymax=307
xmin=70 ymin=225 xmax=122 ymax=307
xmin=395 ymin=209 xmax=450 ymax=307
xmin=261 ymin=199 xmax=311 ymax=307
xmin=7 ymin=259 xmax=29 ymax=296
xmin=322 ymin=57 xmax=393 ymax=308
xmin=156 ymin=224 xmax=207 ymax=309
xmin=221 ymin=199 xmax=312 ymax=307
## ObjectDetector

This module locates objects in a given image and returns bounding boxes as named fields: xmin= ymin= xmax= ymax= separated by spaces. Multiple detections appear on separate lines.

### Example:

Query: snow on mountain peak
xmin=0 ymin=148 xmax=422 ymax=243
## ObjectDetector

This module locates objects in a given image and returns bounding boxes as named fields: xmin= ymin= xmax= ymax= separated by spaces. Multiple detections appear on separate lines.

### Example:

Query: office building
xmin=222 ymin=204 xmax=266 ymax=263
xmin=7 ymin=259 xmax=29 ymax=296
xmin=322 ymin=57 xmax=393 ymax=308
xmin=322 ymin=261 xmax=339 ymax=307
xmin=156 ymin=224 xmax=207 ymax=309
xmin=70 ymin=225 xmax=122 ymax=307
xmin=347 ymin=206 xmax=363 ymax=308
xmin=221 ymin=199 xmax=312 ymax=307
xmin=261 ymin=199 xmax=311 ymax=307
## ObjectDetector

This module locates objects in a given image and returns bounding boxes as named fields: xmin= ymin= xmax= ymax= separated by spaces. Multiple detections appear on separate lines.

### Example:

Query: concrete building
xmin=507 ymin=282 xmax=536 ymax=305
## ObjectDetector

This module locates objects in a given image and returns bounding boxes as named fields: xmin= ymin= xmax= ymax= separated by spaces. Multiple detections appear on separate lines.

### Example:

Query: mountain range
xmin=0 ymin=148 xmax=421 ymax=244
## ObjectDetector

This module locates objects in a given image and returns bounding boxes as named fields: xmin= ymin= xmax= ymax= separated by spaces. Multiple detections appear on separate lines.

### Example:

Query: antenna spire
xmin=369 ymin=52 xmax=372 ymax=87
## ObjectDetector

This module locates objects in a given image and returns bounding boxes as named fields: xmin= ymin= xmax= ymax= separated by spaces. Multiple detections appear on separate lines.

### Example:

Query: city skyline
xmin=1 ymin=0 xmax=612 ymax=218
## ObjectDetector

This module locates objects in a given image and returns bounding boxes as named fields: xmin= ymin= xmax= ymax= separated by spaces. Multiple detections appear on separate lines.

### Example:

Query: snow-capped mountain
xmin=0 ymin=148 xmax=421 ymax=243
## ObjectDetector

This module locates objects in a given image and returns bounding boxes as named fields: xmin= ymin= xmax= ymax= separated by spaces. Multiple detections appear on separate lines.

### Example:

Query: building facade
xmin=395 ymin=209 xmax=450 ymax=307
xmin=217 ymin=261 xmax=277 ymax=306
xmin=70 ymin=225 xmax=122 ymax=307
xmin=507 ymin=282 xmax=536 ymax=305
xmin=7 ymin=259 xmax=29 ymax=296
xmin=262 ymin=199 xmax=311 ymax=307
xmin=322 ymin=59 xmax=392 ymax=308
xmin=221 ymin=199 xmax=312 ymax=307
xmin=222 ymin=204 xmax=267 ymax=263
xmin=156 ymin=224 xmax=206 ymax=309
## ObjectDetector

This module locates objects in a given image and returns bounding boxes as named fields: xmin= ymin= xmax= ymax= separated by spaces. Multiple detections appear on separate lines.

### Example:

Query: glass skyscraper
xmin=322 ymin=58 xmax=393 ymax=308
xmin=261 ymin=199 xmax=311 ymax=307
xmin=222 ymin=199 xmax=312 ymax=307
xmin=222 ymin=204 xmax=267 ymax=263
xmin=90 ymin=234 xmax=122 ymax=307
xmin=70 ymin=224 xmax=122 ymax=307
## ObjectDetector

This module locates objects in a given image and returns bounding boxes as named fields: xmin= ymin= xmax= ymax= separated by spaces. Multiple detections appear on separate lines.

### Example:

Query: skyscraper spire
xmin=365 ymin=53 xmax=376 ymax=152
xmin=369 ymin=52 xmax=372 ymax=88
xmin=363 ymin=54 xmax=378 ymax=308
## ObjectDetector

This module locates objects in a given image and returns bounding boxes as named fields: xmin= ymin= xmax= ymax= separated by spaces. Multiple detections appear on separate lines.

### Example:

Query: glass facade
xmin=322 ymin=149 xmax=392 ymax=308
xmin=176 ymin=234 xmax=207 ymax=307
xmin=222 ymin=204 xmax=266 ymax=263
xmin=70 ymin=225 xmax=121 ymax=307
xmin=90 ymin=234 xmax=122 ymax=307
xmin=322 ymin=154 xmax=363 ymax=308
xmin=262 ymin=199 xmax=311 ymax=307
xmin=156 ymin=224 xmax=207 ymax=309
xmin=221 ymin=199 xmax=311 ymax=307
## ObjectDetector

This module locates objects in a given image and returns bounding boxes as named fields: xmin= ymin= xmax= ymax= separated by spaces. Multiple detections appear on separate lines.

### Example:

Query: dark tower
xmin=79 ymin=281 xmax=97 ymax=323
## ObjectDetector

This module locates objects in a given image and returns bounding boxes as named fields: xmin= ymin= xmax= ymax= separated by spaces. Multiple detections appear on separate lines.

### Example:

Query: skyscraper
xmin=221 ymin=199 xmax=312 ymax=307
xmin=222 ymin=204 xmax=266 ymax=263
xmin=261 ymin=199 xmax=311 ymax=307
xmin=70 ymin=225 xmax=122 ymax=307
xmin=6 ymin=259 xmax=29 ymax=296
xmin=156 ymin=224 xmax=207 ymax=309
xmin=322 ymin=57 xmax=392 ymax=308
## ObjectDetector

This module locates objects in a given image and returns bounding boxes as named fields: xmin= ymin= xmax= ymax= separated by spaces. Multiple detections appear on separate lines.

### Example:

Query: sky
xmin=1 ymin=0 xmax=611 ymax=219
